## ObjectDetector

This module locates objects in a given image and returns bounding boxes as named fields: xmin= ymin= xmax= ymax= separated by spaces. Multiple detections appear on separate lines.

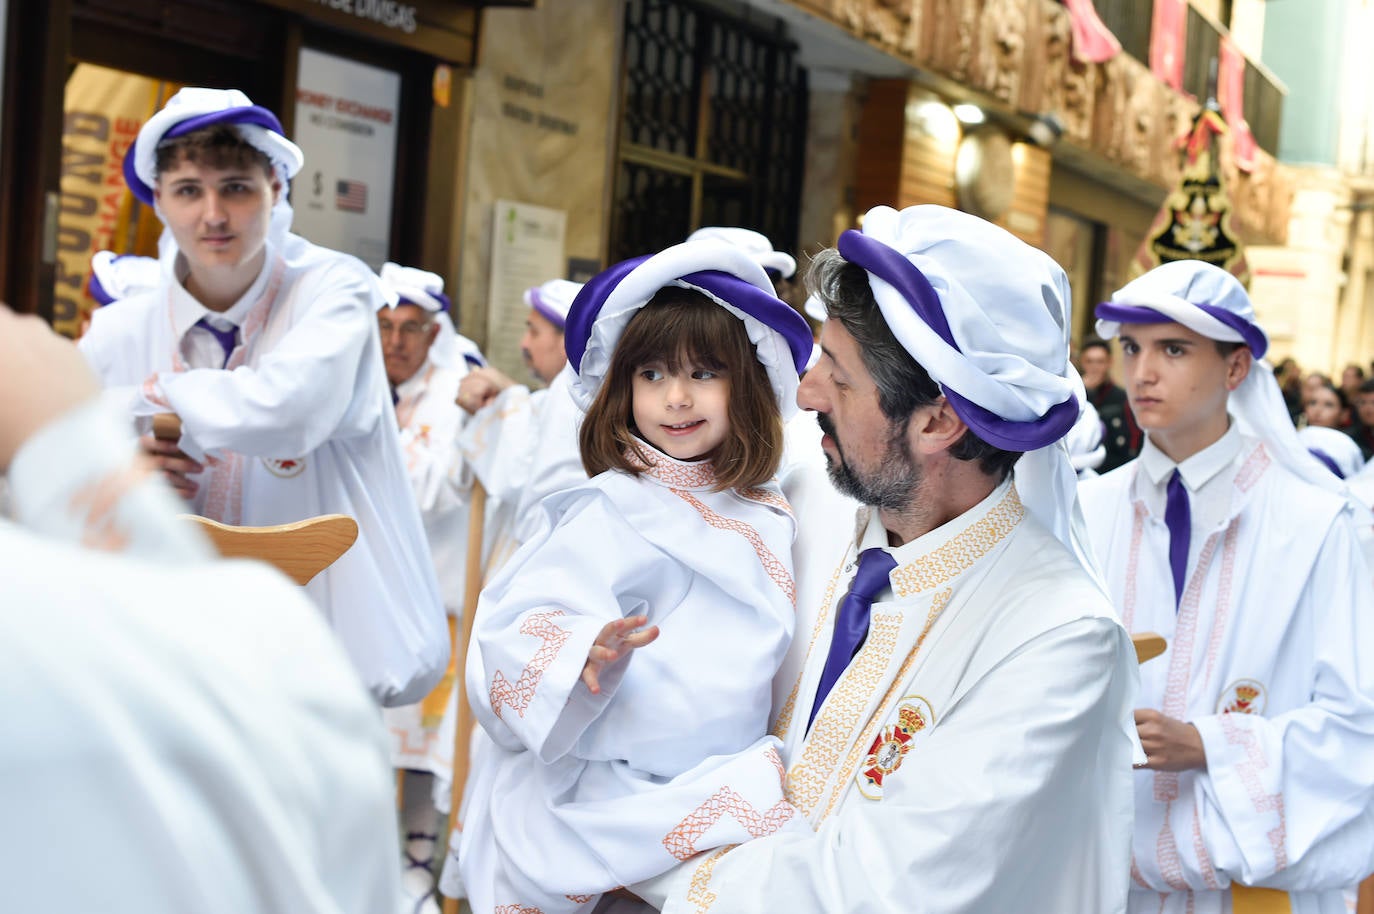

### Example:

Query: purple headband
xmin=565 ymin=256 xmax=813 ymax=375
xmin=88 ymin=270 xmax=115 ymax=307
xmin=1095 ymin=301 xmax=1269 ymax=359
xmin=122 ymin=105 xmax=286 ymax=206
xmin=1307 ymin=448 xmax=1345 ymax=479
xmin=837 ymin=230 xmax=1079 ymax=452
xmin=528 ymin=286 xmax=567 ymax=330
xmin=399 ymin=291 xmax=452 ymax=313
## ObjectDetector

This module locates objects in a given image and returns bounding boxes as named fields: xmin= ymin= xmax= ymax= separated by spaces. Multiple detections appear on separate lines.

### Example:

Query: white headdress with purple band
xmin=376 ymin=262 xmax=487 ymax=370
xmin=123 ymin=88 xmax=304 ymax=248
xmin=564 ymin=241 xmax=813 ymax=420
xmin=378 ymin=262 xmax=450 ymax=314
xmin=687 ymin=226 xmax=797 ymax=279
xmin=839 ymin=205 xmax=1097 ymax=578
xmin=89 ymin=251 xmax=161 ymax=306
xmin=524 ymin=279 xmax=583 ymax=330
xmin=1297 ymin=426 xmax=1364 ymax=480
xmin=1097 ymin=260 xmax=1348 ymax=497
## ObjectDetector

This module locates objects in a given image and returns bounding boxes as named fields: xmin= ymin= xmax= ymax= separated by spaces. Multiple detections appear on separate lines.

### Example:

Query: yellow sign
xmin=55 ymin=64 xmax=173 ymax=337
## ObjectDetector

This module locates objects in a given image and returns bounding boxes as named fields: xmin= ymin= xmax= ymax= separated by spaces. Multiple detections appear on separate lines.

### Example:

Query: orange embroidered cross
xmin=488 ymin=611 xmax=570 ymax=719
xmin=662 ymin=788 xmax=797 ymax=861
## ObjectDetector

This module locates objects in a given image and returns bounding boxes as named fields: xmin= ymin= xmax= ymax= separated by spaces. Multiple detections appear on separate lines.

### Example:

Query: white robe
xmin=456 ymin=446 xmax=809 ymax=914
xmin=385 ymin=355 xmax=478 ymax=773
xmin=429 ymin=364 xmax=590 ymax=810
xmin=395 ymin=356 xmax=476 ymax=613
xmin=78 ymin=233 xmax=448 ymax=707
xmin=1 ymin=400 xmax=400 ymax=914
xmin=1080 ymin=435 xmax=1374 ymax=914
xmin=636 ymin=478 xmax=1139 ymax=913
xmin=458 ymin=363 xmax=587 ymax=572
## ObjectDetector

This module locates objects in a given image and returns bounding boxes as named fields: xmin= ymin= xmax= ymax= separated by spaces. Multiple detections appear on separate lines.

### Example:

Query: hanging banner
xmin=1219 ymin=36 xmax=1258 ymax=174
xmin=292 ymin=47 xmax=401 ymax=269
xmin=55 ymin=64 xmax=171 ymax=337
xmin=1150 ymin=0 xmax=1187 ymax=92
xmin=1060 ymin=0 xmax=1121 ymax=64
xmin=1132 ymin=105 xmax=1250 ymax=285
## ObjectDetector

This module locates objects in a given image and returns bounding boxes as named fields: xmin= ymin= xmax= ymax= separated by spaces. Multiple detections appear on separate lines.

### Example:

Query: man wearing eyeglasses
xmin=376 ymin=261 xmax=489 ymax=914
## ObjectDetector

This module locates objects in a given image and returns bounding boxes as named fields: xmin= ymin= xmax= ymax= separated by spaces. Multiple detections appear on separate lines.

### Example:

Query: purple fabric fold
xmin=564 ymin=256 xmax=812 ymax=375
xmin=123 ymin=105 xmax=286 ymax=206
xmin=837 ymin=229 xmax=1078 ymax=451
xmin=1095 ymin=301 xmax=1268 ymax=358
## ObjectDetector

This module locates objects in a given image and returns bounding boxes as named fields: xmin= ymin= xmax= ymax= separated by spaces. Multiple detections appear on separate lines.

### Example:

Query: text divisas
xmin=312 ymin=0 xmax=417 ymax=34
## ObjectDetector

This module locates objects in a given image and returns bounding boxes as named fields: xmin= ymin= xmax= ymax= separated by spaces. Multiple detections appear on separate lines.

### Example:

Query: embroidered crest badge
xmin=1216 ymin=678 xmax=1266 ymax=715
xmin=857 ymin=696 xmax=934 ymax=800
xmin=262 ymin=457 xmax=307 ymax=478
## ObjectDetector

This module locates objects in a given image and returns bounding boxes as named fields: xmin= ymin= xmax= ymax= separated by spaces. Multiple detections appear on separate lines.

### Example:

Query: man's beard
xmin=815 ymin=412 xmax=920 ymax=511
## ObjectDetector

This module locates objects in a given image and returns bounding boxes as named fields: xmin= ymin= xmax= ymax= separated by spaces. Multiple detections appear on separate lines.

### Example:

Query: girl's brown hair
xmin=578 ymin=285 xmax=784 ymax=491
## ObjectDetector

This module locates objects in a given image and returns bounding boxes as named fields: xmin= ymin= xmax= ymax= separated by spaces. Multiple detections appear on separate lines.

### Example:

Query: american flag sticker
xmin=336 ymin=179 xmax=368 ymax=213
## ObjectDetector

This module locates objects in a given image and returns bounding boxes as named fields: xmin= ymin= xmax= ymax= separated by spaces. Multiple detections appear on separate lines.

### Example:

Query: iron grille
xmin=613 ymin=0 xmax=807 ymax=264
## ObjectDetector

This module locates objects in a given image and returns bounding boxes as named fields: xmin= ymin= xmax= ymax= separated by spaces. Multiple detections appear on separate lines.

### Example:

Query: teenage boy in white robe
xmin=0 ymin=305 xmax=400 ymax=914
xmin=629 ymin=205 xmax=1139 ymax=913
xmin=1080 ymin=260 xmax=1374 ymax=914
xmin=78 ymin=87 xmax=447 ymax=708
xmin=376 ymin=261 xmax=487 ymax=914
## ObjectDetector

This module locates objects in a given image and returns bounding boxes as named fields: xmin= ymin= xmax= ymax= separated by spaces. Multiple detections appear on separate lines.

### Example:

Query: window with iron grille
xmin=612 ymin=0 xmax=807 ymax=264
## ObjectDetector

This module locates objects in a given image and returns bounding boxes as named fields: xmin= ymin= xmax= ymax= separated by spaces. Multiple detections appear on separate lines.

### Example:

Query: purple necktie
xmin=1165 ymin=469 xmax=1191 ymax=608
xmin=195 ymin=317 xmax=239 ymax=368
xmin=808 ymin=547 xmax=897 ymax=732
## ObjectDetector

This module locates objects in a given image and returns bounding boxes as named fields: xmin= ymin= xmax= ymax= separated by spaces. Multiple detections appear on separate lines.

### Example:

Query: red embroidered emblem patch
xmin=1217 ymin=678 xmax=1266 ymax=715
xmin=857 ymin=697 xmax=934 ymax=799
xmin=262 ymin=457 xmax=306 ymax=478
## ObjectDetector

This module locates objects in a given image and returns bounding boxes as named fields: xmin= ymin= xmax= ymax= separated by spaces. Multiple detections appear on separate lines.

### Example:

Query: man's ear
xmin=1226 ymin=347 xmax=1253 ymax=392
xmin=911 ymin=396 xmax=968 ymax=456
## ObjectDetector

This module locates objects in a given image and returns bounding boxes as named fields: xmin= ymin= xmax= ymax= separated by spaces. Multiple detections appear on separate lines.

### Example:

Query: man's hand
xmin=138 ymin=434 xmax=204 ymax=500
xmin=581 ymin=614 xmax=659 ymax=695
xmin=0 ymin=305 xmax=100 ymax=471
xmin=456 ymin=366 xmax=517 ymax=414
xmin=1134 ymin=709 xmax=1207 ymax=771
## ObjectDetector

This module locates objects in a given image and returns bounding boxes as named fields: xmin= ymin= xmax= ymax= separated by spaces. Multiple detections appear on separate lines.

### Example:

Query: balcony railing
xmin=1092 ymin=0 xmax=1284 ymax=157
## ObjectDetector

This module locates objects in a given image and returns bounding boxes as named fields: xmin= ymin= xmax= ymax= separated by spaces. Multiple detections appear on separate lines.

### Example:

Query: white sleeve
xmin=1192 ymin=518 xmax=1374 ymax=891
xmin=153 ymin=259 xmax=379 ymax=460
xmin=468 ymin=491 xmax=667 ymax=762
xmin=402 ymin=389 xmax=472 ymax=516
xmin=644 ymin=618 xmax=1134 ymax=914
xmin=458 ymin=384 xmax=537 ymax=502
xmin=8 ymin=399 xmax=211 ymax=562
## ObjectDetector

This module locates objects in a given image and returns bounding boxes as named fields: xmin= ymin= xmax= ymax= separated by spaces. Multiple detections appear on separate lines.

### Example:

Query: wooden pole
xmin=440 ymin=480 xmax=487 ymax=914
xmin=1357 ymin=875 xmax=1374 ymax=914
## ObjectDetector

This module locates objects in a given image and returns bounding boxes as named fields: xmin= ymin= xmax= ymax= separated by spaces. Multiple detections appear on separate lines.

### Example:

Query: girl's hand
xmin=581 ymin=614 xmax=659 ymax=695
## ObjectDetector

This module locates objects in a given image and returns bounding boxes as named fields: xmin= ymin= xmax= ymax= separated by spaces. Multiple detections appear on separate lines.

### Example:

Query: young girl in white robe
xmin=453 ymin=242 xmax=815 ymax=914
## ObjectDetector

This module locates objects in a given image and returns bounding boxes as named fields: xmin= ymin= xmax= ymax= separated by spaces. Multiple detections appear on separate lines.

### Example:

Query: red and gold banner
xmin=54 ymin=64 xmax=175 ymax=338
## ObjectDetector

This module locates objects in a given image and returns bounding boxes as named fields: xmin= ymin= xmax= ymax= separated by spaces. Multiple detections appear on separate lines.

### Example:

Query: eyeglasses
xmin=378 ymin=318 xmax=431 ymax=339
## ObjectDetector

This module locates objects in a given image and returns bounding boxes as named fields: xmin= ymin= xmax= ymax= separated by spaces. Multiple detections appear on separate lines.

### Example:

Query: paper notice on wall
xmin=486 ymin=200 xmax=567 ymax=378
xmin=292 ymin=47 xmax=400 ymax=269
